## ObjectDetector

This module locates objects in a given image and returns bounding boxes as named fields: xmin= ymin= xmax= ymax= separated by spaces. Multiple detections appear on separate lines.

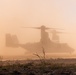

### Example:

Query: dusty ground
xmin=0 ymin=59 xmax=76 ymax=75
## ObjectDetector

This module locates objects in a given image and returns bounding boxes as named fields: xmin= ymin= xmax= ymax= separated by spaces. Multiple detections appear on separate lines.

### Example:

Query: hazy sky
xmin=0 ymin=0 xmax=76 ymax=57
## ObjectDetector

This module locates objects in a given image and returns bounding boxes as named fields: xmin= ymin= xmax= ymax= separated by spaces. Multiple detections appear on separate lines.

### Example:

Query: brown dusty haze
xmin=0 ymin=0 xmax=76 ymax=60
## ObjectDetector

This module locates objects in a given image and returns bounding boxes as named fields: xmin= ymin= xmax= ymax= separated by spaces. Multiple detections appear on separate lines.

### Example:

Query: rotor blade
xmin=21 ymin=27 xmax=40 ymax=29
xmin=57 ymin=32 xmax=65 ymax=34
xmin=49 ymin=31 xmax=67 ymax=34
xmin=46 ymin=27 xmax=64 ymax=30
xmin=56 ymin=31 xmax=66 ymax=33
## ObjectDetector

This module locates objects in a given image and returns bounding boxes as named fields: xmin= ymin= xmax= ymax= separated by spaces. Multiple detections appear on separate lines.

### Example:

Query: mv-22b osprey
xmin=6 ymin=25 xmax=74 ymax=53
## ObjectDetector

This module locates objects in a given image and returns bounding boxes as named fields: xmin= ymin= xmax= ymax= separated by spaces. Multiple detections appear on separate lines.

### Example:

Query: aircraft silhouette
xmin=51 ymin=29 xmax=66 ymax=43
xmin=6 ymin=25 xmax=74 ymax=53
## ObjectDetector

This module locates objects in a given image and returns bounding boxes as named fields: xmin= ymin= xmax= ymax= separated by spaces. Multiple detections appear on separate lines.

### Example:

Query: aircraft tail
xmin=6 ymin=34 xmax=19 ymax=47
